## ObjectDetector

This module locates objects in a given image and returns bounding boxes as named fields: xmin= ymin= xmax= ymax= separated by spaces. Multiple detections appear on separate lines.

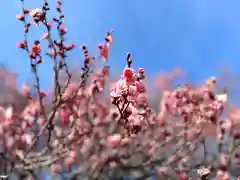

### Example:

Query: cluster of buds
xmin=29 ymin=40 xmax=42 ymax=65
xmin=98 ymin=31 xmax=114 ymax=61
xmin=82 ymin=45 xmax=94 ymax=71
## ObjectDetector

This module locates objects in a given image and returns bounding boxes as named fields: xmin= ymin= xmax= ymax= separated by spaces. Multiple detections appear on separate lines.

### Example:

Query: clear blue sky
xmin=2 ymin=0 xmax=240 ymax=91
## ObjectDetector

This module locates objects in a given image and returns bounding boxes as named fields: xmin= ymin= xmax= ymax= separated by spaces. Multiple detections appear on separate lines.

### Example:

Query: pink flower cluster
xmin=110 ymin=65 xmax=146 ymax=106
xmin=158 ymin=77 xmax=228 ymax=124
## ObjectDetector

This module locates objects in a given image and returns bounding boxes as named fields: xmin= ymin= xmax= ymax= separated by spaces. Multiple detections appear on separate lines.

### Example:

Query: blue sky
xmin=2 ymin=0 xmax=240 ymax=92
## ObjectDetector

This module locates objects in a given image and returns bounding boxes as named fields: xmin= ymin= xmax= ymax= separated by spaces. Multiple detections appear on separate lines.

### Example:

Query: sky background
xmin=1 ymin=0 xmax=240 ymax=98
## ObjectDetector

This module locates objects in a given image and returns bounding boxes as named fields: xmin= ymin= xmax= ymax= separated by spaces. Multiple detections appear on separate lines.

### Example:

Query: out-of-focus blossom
xmin=217 ymin=170 xmax=229 ymax=180
xmin=106 ymin=134 xmax=122 ymax=148
xmin=29 ymin=8 xmax=42 ymax=17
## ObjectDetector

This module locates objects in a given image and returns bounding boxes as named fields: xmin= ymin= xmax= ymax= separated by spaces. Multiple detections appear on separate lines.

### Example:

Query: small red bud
xmin=98 ymin=44 xmax=103 ymax=49
xmin=24 ymin=27 xmax=29 ymax=33
xmin=70 ymin=44 xmax=75 ymax=49
xmin=46 ymin=22 xmax=52 ymax=28
xmin=138 ymin=68 xmax=144 ymax=73
xmin=59 ymin=27 xmax=67 ymax=34
xmin=39 ymin=91 xmax=47 ymax=98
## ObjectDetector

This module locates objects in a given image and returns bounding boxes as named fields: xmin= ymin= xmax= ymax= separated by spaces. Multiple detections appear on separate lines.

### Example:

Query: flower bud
xmin=17 ymin=42 xmax=25 ymax=49
xmin=16 ymin=14 xmax=24 ymax=21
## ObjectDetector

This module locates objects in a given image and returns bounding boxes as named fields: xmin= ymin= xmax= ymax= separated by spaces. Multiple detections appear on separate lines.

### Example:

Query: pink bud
xmin=59 ymin=110 xmax=69 ymax=124
xmin=138 ymin=68 xmax=144 ymax=73
xmin=98 ymin=44 xmax=109 ymax=60
xmin=177 ymin=172 xmax=188 ymax=180
xmin=22 ymin=134 xmax=32 ymax=145
xmin=16 ymin=14 xmax=24 ymax=21
xmin=47 ymin=22 xmax=52 ymax=28
xmin=20 ymin=85 xmax=30 ymax=96
xmin=59 ymin=27 xmax=67 ymax=34
xmin=70 ymin=43 xmax=75 ymax=49
xmin=17 ymin=42 xmax=25 ymax=49
xmin=65 ymin=44 xmax=75 ymax=51
xmin=41 ymin=33 xmax=49 ymax=40
xmin=37 ymin=118 xmax=44 ymax=125
xmin=109 ymin=161 xmax=117 ymax=168
xmin=98 ymin=44 xmax=103 ymax=49
xmin=39 ymin=91 xmax=47 ymax=98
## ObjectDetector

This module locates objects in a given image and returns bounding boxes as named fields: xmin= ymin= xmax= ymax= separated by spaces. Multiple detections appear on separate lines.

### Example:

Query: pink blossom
xmin=123 ymin=68 xmax=134 ymax=79
xmin=5 ymin=106 xmax=13 ymax=122
xmin=20 ymin=84 xmax=30 ymax=97
xmin=59 ymin=110 xmax=70 ymax=124
xmin=106 ymin=134 xmax=122 ymax=148
xmin=220 ymin=153 xmax=228 ymax=165
xmin=6 ymin=137 xmax=14 ymax=149
xmin=217 ymin=170 xmax=229 ymax=180
xmin=37 ymin=118 xmax=44 ymax=125
xmin=22 ymin=133 xmax=33 ymax=145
